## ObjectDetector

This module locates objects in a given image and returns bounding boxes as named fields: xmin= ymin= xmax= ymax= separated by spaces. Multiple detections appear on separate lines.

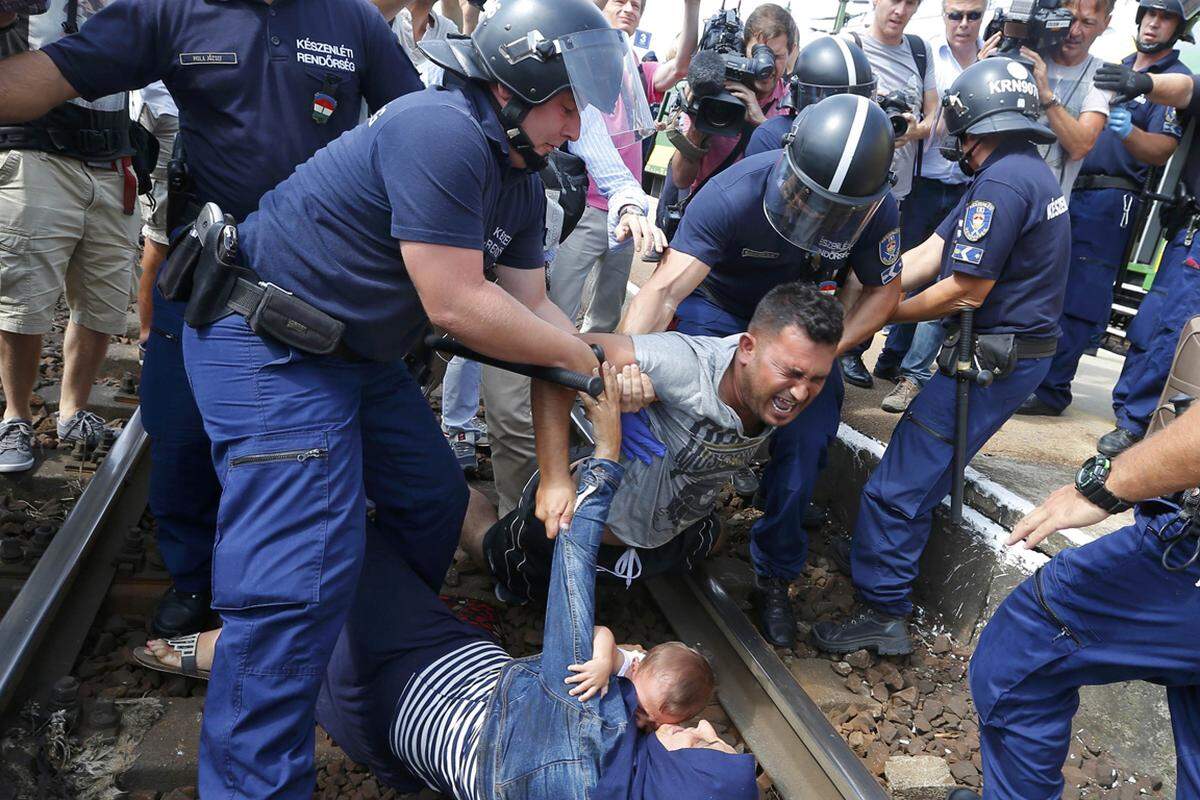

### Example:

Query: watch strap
xmin=1076 ymin=455 xmax=1131 ymax=514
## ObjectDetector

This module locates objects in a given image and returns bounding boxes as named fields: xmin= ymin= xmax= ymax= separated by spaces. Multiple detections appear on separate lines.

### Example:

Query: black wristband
xmin=1075 ymin=455 xmax=1132 ymax=514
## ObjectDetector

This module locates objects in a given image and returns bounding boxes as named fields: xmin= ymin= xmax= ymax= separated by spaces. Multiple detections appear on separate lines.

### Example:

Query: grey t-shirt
xmin=604 ymin=333 xmax=774 ymax=549
xmin=848 ymin=31 xmax=936 ymax=201
xmin=1038 ymin=55 xmax=1109 ymax=199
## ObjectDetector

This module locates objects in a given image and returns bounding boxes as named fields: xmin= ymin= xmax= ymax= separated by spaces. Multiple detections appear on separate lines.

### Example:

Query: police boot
xmin=946 ymin=791 xmax=980 ymax=800
xmin=1097 ymin=427 xmax=1142 ymax=457
xmin=752 ymin=576 xmax=797 ymax=648
xmin=827 ymin=536 xmax=851 ymax=576
xmin=811 ymin=605 xmax=911 ymax=656
xmin=151 ymin=586 xmax=213 ymax=638
xmin=839 ymin=354 xmax=873 ymax=389
xmin=1016 ymin=393 xmax=1062 ymax=417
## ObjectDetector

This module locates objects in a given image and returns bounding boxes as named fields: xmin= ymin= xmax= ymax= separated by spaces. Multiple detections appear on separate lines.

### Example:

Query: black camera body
xmin=877 ymin=91 xmax=913 ymax=137
xmin=685 ymin=8 xmax=775 ymax=137
xmin=984 ymin=0 xmax=1074 ymax=58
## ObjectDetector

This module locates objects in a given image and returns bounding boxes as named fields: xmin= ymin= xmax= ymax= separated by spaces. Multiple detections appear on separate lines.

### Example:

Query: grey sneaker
xmin=881 ymin=377 xmax=921 ymax=414
xmin=471 ymin=419 xmax=489 ymax=449
xmin=0 ymin=419 xmax=34 ymax=472
xmin=57 ymin=410 xmax=114 ymax=448
xmin=446 ymin=430 xmax=478 ymax=472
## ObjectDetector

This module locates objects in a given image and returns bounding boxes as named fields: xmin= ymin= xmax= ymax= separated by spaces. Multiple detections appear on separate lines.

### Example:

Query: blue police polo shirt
xmin=42 ymin=0 xmax=422 ymax=221
xmin=670 ymin=151 xmax=902 ymax=321
xmin=934 ymin=140 xmax=1070 ymax=339
xmin=743 ymin=115 xmax=793 ymax=158
xmin=1079 ymin=51 xmax=1190 ymax=185
xmin=239 ymin=79 xmax=546 ymax=363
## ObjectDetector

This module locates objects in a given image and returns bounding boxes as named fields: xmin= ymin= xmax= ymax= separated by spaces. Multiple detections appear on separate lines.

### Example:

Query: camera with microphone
xmin=683 ymin=8 xmax=776 ymax=137
xmin=984 ymin=0 xmax=1074 ymax=60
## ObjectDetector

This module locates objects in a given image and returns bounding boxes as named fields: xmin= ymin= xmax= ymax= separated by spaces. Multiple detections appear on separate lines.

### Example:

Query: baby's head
xmin=630 ymin=642 xmax=715 ymax=731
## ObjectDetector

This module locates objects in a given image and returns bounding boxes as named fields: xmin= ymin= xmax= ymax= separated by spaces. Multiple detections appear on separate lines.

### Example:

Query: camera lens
xmin=706 ymin=101 xmax=743 ymax=129
xmin=890 ymin=114 xmax=909 ymax=136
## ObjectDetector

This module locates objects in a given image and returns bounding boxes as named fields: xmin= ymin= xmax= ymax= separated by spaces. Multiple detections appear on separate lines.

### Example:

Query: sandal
xmin=130 ymin=632 xmax=211 ymax=681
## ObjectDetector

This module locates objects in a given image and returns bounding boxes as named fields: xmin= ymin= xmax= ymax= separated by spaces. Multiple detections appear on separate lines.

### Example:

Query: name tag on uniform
xmin=179 ymin=52 xmax=238 ymax=66
xmin=741 ymin=248 xmax=779 ymax=259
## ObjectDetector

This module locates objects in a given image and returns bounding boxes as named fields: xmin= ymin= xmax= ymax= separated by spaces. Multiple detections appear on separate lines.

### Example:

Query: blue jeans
xmin=851 ymin=357 xmax=1051 ymax=617
xmin=876 ymin=319 xmax=944 ymax=385
xmin=970 ymin=504 xmax=1200 ymax=799
xmin=675 ymin=293 xmax=844 ymax=580
xmin=183 ymin=315 xmax=467 ymax=799
xmin=440 ymin=356 xmax=483 ymax=433
xmin=139 ymin=287 xmax=221 ymax=593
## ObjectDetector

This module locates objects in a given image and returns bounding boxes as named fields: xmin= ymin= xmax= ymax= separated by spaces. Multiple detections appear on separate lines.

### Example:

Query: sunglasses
xmin=946 ymin=10 xmax=984 ymax=20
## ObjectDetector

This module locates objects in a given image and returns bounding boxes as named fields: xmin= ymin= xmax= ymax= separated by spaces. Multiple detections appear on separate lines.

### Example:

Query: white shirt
xmin=393 ymin=8 xmax=459 ymax=88
xmin=568 ymin=106 xmax=649 ymax=249
xmin=920 ymin=34 xmax=978 ymax=185
xmin=137 ymin=81 xmax=178 ymax=120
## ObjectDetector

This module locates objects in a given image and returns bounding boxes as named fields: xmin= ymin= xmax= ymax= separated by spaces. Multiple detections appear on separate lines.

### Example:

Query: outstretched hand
xmin=1007 ymin=483 xmax=1113 ymax=550
xmin=1094 ymin=62 xmax=1154 ymax=103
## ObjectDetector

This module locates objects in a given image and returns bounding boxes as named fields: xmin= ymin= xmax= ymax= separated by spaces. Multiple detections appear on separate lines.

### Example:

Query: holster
xmin=937 ymin=329 xmax=1018 ymax=380
xmin=156 ymin=228 xmax=202 ymax=301
xmin=184 ymin=222 xmax=242 ymax=329
xmin=238 ymin=281 xmax=345 ymax=356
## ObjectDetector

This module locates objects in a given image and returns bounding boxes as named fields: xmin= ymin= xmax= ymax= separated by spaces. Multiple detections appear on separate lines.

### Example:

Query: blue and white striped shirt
xmin=390 ymin=639 xmax=511 ymax=800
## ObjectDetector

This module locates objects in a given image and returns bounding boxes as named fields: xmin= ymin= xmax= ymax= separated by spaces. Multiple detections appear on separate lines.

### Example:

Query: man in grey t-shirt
xmin=463 ymin=282 xmax=843 ymax=604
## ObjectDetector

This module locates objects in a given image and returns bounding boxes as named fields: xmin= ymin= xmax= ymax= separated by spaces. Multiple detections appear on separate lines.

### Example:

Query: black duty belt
xmin=1012 ymin=336 xmax=1059 ymax=360
xmin=225 ymin=277 xmax=365 ymax=362
xmin=0 ymin=125 xmax=130 ymax=160
xmin=1072 ymin=174 xmax=1140 ymax=193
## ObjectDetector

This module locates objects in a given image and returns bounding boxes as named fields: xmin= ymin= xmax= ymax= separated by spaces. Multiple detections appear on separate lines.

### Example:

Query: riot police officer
xmin=813 ymin=57 xmax=1071 ymax=656
xmin=744 ymin=34 xmax=878 ymax=157
xmin=0 ymin=0 xmax=423 ymax=641
xmin=1019 ymin=0 xmax=1192 ymax=419
xmin=621 ymin=93 xmax=904 ymax=646
xmin=1093 ymin=1 xmax=1200 ymax=456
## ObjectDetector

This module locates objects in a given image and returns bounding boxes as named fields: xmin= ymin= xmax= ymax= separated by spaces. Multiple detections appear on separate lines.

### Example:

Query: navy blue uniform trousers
xmin=1112 ymin=227 xmax=1200 ymax=435
xmin=1035 ymin=187 xmax=1139 ymax=414
xmin=970 ymin=504 xmax=1200 ymax=799
xmin=140 ymin=289 xmax=220 ymax=593
xmin=674 ymin=293 xmax=844 ymax=580
xmin=852 ymin=357 xmax=1050 ymax=616
xmin=182 ymin=315 xmax=467 ymax=799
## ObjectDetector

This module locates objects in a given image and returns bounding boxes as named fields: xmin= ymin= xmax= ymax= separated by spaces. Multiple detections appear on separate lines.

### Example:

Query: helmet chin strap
xmin=494 ymin=95 xmax=548 ymax=172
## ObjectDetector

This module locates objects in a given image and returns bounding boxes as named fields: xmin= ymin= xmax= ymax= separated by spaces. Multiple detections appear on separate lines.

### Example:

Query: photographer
xmin=667 ymin=3 xmax=794 ymax=193
xmin=982 ymin=0 xmax=1112 ymax=197
xmin=1019 ymin=0 xmax=1191 ymax=421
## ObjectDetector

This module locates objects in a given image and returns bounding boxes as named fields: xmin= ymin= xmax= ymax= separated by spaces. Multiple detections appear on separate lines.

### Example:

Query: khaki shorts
xmin=0 ymin=149 xmax=138 ymax=336
xmin=138 ymin=104 xmax=178 ymax=246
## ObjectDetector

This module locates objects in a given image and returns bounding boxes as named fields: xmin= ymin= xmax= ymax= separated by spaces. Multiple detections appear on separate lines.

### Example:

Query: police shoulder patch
xmin=952 ymin=242 xmax=984 ymax=265
xmin=878 ymin=228 xmax=901 ymax=267
xmin=961 ymin=201 xmax=994 ymax=242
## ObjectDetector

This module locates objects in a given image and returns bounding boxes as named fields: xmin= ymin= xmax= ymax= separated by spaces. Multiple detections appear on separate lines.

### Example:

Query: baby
xmin=566 ymin=626 xmax=716 ymax=730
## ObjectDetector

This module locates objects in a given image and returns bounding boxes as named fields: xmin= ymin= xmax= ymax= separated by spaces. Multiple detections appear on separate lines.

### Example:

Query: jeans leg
xmin=440 ymin=356 xmax=483 ymax=434
xmin=877 ymin=323 xmax=915 ymax=372
xmin=898 ymin=320 xmax=943 ymax=386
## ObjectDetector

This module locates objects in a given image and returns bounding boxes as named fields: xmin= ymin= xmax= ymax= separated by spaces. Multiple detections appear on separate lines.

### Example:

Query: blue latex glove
xmin=620 ymin=410 xmax=666 ymax=465
xmin=1107 ymin=105 xmax=1133 ymax=140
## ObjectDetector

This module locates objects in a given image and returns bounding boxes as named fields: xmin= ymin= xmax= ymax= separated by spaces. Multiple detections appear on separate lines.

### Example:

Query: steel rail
xmin=648 ymin=566 xmax=889 ymax=800
xmin=0 ymin=410 xmax=150 ymax=717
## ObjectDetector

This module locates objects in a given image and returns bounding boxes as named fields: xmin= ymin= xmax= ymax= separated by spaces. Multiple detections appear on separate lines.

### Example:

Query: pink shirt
xmin=681 ymin=78 xmax=788 ymax=189
xmin=585 ymin=136 xmax=643 ymax=212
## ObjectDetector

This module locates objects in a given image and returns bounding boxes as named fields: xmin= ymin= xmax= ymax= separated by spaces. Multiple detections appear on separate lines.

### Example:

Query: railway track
xmin=0 ymin=410 xmax=884 ymax=799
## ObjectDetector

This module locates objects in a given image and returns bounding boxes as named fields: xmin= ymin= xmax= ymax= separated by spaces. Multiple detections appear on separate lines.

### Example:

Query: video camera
xmin=685 ymin=8 xmax=776 ymax=137
xmin=984 ymin=0 xmax=1074 ymax=59
xmin=877 ymin=91 xmax=913 ymax=137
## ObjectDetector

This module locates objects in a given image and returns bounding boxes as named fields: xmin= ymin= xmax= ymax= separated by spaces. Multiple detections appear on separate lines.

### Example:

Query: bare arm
xmin=839 ymin=281 xmax=902 ymax=355
xmin=458 ymin=0 xmax=481 ymax=34
xmin=1009 ymin=404 xmax=1200 ymax=548
xmin=370 ymin=0 xmax=409 ymax=22
xmin=899 ymin=232 xmax=946 ymax=293
xmin=891 ymin=272 xmax=995 ymax=324
xmin=895 ymin=88 xmax=940 ymax=149
xmin=1122 ymin=127 xmax=1179 ymax=167
xmin=1047 ymin=108 xmax=1105 ymax=162
xmin=437 ymin=0 xmax=462 ymax=29
xmin=652 ymin=0 xmax=702 ymax=94
xmin=668 ymin=128 xmax=705 ymax=189
xmin=1146 ymin=72 xmax=1196 ymax=109
xmin=618 ymin=248 xmax=712 ymax=334
xmin=0 ymin=50 xmax=78 ymax=123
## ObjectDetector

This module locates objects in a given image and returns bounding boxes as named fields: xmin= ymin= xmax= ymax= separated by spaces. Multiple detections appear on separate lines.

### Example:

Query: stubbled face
xmin=631 ymin=667 xmax=690 ymax=731
xmin=510 ymin=89 xmax=581 ymax=163
xmin=1139 ymin=7 xmax=1181 ymax=49
xmin=1059 ymin=0 xmax=1110 ymax=63
xmin=943 ymin=0 xmax=985 ymax=50
xmin=655 ymin=720 xmax=738 ymax=754
xmin=734 ymin=326 xmax=836 ymax=428
xmin=748 ymin=33 xmax=791 ymax=96
xmin=603 ymin=0 xmax=643 ymax=35
xmin=873 ymin=0 xmax=922 ymax=39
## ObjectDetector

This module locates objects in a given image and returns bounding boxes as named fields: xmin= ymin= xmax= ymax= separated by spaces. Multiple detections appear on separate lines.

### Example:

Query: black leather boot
xmin=1097 ymin=426 xmax=1141 ymax=456
xmin=753 ymin=576 xmax=797 ymax=648
xmin=151 ymin=586 xmax=213 ymax=638
xmin=812 ymin=605 xmax=911 ymax=656
xmin=839 ymin=354 xmax=873 ymax=388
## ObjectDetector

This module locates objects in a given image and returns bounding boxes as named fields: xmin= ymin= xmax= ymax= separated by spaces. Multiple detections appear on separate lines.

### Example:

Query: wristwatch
xmin=1043 ymin=94 xmax=1061 ymax=111
xmin=1075 ymin=455 xmax=1131 ymax=513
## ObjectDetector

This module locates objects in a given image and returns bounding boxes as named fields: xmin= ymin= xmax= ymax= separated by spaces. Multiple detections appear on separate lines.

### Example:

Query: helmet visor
xmin=792 ymin=78 xmax=877 ymax=112
xmin=559 ymin=28 xmax=656 ymax=141
xmin=762 ymin=149 xmax=887 ymax=254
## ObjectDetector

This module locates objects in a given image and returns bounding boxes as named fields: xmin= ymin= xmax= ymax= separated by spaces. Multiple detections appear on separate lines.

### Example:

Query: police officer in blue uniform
xmin=1018 ymin=0 xmax=1192 ymax=419
xmin=745 ymin=34 xmax=878 ymax=158
xmin=1093 ymin=1 xmax=1200 ymax=457
xmin=968 ymin=405 xmax=1200 ymax=799
xmin=621 ymin=93 xmax=904 ymax=646
xmin=0 ymin=0 xmax=424 ymax=638
xmin=812 ymin=57 xmax=1071 ymax=656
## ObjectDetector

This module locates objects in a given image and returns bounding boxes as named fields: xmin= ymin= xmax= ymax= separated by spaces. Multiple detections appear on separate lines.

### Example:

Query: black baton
xmin=950 ymin=309 xmax=993 ymax=525
xmin=425 ymin=334 xmax=604 ymax=397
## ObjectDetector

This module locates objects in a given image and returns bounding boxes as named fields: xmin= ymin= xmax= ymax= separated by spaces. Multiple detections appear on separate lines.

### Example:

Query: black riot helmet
xmin=939 ymin=56 xmax=1055 ymax=174
xmin=764 ymin=94 xmax=895 ymax=254
xmin=420 ymin=0 xmax=654 ymax=170
xmin=783 ymin=35 xmax=877 ymax=115
xmin=1135 ymin=0 xmax=1199 ymax=53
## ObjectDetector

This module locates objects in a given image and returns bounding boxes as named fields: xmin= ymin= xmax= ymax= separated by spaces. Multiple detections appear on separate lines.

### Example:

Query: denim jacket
xmin=475 ymin=458 xmax=631 ymax=800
